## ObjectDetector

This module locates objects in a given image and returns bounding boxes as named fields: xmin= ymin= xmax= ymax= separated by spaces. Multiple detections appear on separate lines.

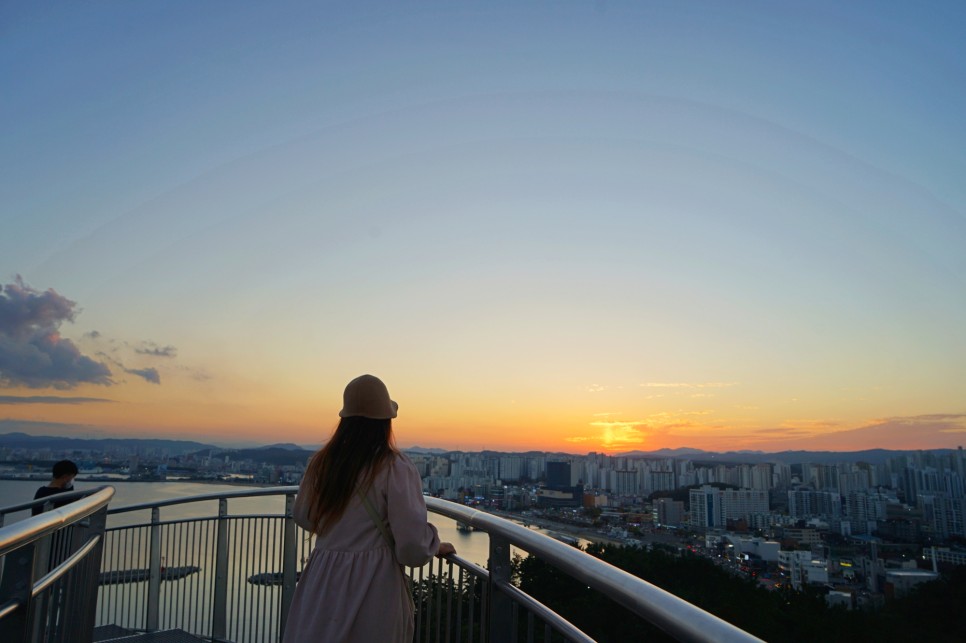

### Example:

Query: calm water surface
xmin=1 ymin=479 xmax=501 ymax=565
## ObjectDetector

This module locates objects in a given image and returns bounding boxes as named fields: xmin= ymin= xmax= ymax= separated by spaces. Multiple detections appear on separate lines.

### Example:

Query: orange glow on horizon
xmin=3 ymin=378 xmax=964 ymax=453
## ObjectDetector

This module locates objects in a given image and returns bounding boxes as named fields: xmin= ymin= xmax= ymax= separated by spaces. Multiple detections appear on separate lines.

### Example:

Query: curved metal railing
xmin=90 ymin=486 xmax=760 ymax=642
xmin=0 ymin=486 xmax=115 ymax=643
xmin=425 ymin=497 xmax=761 ymax=643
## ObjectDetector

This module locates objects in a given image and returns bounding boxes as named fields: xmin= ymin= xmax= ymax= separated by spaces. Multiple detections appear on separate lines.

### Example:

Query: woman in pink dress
xmin=283 ymin=374 xmax=456 ymax=642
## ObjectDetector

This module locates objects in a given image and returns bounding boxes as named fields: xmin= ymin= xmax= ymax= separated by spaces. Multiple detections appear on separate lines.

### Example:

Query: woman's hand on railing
xmin=436 ymin=541 xmax=456 ymax=558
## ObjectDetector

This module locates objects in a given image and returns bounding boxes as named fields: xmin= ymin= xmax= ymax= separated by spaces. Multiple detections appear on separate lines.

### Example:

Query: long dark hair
xmin=305 ymin=416 xmax=398 ymax=535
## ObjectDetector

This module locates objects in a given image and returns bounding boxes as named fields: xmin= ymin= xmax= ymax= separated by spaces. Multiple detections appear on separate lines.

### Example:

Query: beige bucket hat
xmin=339 ymin=374 xmax=398 ymax=420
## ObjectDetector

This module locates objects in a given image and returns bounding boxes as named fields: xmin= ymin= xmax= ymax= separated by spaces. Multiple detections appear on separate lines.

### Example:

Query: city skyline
xmin=2 ymin=2 xmax=965 ymax=453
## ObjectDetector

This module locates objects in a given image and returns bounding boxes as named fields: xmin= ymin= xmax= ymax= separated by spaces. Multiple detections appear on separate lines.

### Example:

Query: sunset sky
xmin=2 ymin=1 xmax=965 ymax=453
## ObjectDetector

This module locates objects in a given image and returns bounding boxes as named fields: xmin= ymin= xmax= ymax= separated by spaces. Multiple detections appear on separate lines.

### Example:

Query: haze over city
xmin=2 ymin=1 xmax=964 ymax=454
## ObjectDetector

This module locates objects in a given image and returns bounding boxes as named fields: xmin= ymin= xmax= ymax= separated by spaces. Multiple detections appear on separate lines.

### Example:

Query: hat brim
xmin=338 ymin=400 xmax=398 ymax=420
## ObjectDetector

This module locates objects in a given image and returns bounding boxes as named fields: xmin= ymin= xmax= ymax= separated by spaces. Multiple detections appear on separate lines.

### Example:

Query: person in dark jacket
xmin=32 ymin=459 xmax=79 ymax=516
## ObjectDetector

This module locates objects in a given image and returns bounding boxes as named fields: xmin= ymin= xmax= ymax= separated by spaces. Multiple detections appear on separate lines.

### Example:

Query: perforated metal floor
xmin=92 ymin=628 xmax=207 ymax=643
xmin=92 ymin=625 xmax=134 ymax=641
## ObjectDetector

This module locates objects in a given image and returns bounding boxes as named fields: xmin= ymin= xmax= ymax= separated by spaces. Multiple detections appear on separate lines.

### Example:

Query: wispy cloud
xmin=751 ymin=426 xmax=814 ymax=436
xmin=874 ymin=413 xmax=966 ymax=424
xmin=757 ymin=414 xmax=966 ymax=450
xmin=641 ymin=382 xmax=739 ymax=389
xmin=124 ymin=367 xmax=160 ymax=384
xmin=0 ymin=395 xmax=113 ymax=405
xmin=134 ymin=341 xmax=177 ymax=358
xmin=93 ymin=346 xmax=165 ymax=385
xmin=589 ymin=419 xmax=650 ymax=430
xmin=586 ymin=384 xmax=606 ymax=393
xmin=0 ymin=276 xmax=112 ymax=389
xmin=780 ymin=419 xmax=842 ymax=430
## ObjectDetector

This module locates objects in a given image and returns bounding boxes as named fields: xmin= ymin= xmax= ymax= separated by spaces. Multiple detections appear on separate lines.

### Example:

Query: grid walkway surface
xmin=92 ymin=627 xmax=207 ymax=643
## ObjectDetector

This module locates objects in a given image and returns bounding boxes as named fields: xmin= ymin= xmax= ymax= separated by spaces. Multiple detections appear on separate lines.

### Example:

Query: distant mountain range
xmin=258 ymin=443 xmax=310 ymax=451
xmin=0 ymin=432 xmax=216 ymax=456
xmin=0 ymin=432 xmax=957 ymax=466
xmin=405 ymin=446 xmax=450 ymax=454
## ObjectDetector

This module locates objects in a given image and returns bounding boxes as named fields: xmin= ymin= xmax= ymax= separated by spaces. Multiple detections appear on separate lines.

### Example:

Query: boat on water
xmin=456 ymin=521 xmax=474 ymax=533
xmin=247 ymin=571 xmax=302 ymax=586
xmin=99 ymin=566 xmax=200 ymax=585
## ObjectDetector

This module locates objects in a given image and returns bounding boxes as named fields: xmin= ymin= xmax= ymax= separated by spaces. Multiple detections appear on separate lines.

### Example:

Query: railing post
xmin=487 ymin=534 xmax=513 ymax=643
xmin=0 ymin=540 xmax=38 ymax=642
xmin=278 ymin=493 xmax=298 ymax=640
xmin=146 ymin=507 xmax=161 ymax=631
xmin=63 ymin=508 xmax=108 ymax=643
xmin=212 ymin=498 xmax=229 ymax=641
xmin=27 ymin=533 xmax=52 ymax=643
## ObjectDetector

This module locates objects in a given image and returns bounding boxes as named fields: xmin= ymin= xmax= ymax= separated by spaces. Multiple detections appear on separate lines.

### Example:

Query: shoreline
xmin=486 ymin=508 xmax=625 ymax=546
xmin=0 ymin=475 xmax=278 ymax=488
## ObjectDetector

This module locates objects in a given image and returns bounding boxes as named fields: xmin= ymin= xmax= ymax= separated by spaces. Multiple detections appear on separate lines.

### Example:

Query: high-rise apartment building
xmin=546 ymin=461 xmax=571 ymax=489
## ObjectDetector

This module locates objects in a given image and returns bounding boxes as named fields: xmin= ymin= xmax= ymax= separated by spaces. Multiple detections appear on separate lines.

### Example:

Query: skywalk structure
xmin=1 ymin=486 xmax=761 ymax=643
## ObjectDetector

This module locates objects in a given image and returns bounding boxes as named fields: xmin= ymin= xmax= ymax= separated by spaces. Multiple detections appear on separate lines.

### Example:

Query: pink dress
xmin=283 ymin=454 xmax=440 ymax=642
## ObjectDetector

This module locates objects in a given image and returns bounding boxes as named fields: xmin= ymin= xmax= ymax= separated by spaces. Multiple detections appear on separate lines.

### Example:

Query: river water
xmin=0 ymin=479 xmax=496 ymax=564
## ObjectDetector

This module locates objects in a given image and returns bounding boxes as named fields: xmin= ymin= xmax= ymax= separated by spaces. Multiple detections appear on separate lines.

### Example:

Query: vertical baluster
xmin=480 ymin=572 xmax=488 ymax=643
xmin=414 ymin=564 xmax=424 ymax=640
xmin=130 ymin=526 xmax=137 ymax=629
xmin=212 ymin=498 xmax=229 ymax=641
xmin=178 ymin=520 xmax=189 ymax=629
xmin=467 ymin=573 xmax=475 ymax=643
xmin=487 ymin=534 xmax=512 ymax=643
xmin=434 ymin=556 xmax=444 ymax=643
xmin=28 ymin=531 xmax=52 ymax=641
xmin=279 ymin=493 xmax=297 ymax=641
xmin=445 ymin=560 xmax=454 ymax=643
xmin=146 ymin=507 xmax=162 ymax=631
xmin=185 ymin=521 xmax=195 ymax=635
xmin=81 ymin=507 xmax=108 ymax=641
xmin=124 ymin=527 xmax=132 ymax=630
xmin=269 ymin=514 xmax=280 ymax=640
xmin=205 ymin=516 xmax=217 ymax=638
xmin=250 ymin=518 xmax=262 ymax=640
xmin=163 ymin=519 xmax=175 ymax=629
xmin=164 ymin=520 xmax=173 ymax=629
xmin=230 ymin=517 xmax=243 ymax=643
xmin=125 ymin=526 xmax=134 ymax=629
xmin=454 ymin=566 xmax=464 ymax=643
xmin=423 ymin=560 xmax=433 ymax=643
xmin=511 ymin=602 xmax=519 ymax=643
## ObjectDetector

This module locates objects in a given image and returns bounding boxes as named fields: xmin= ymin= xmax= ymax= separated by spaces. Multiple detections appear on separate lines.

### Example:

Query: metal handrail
xmin=0 ymin=599 xmax=19 ymax=620
xmin=0 ymin=488 xmax=108 ymax=518
xmin=106 ymin=486 xmax=291 ymax=514
xmin=0 ymin=485 xmax=114 ymax=643
xmin=0 ymin=487 xmax=115 ymax=557
xmin=92 ymin=486 xmax=762 ymax=643
xmin=425 ymin=497 xmax=764 ymax=643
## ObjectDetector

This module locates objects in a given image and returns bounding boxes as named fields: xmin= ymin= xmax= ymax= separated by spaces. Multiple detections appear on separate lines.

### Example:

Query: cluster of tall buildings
xmin=409 ymin=447 xmax=966 ymax=542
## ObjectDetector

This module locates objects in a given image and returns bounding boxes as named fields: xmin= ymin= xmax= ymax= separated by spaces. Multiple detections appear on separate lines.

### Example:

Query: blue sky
xmin=1 ymin=1 xmax=964 ymax=450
